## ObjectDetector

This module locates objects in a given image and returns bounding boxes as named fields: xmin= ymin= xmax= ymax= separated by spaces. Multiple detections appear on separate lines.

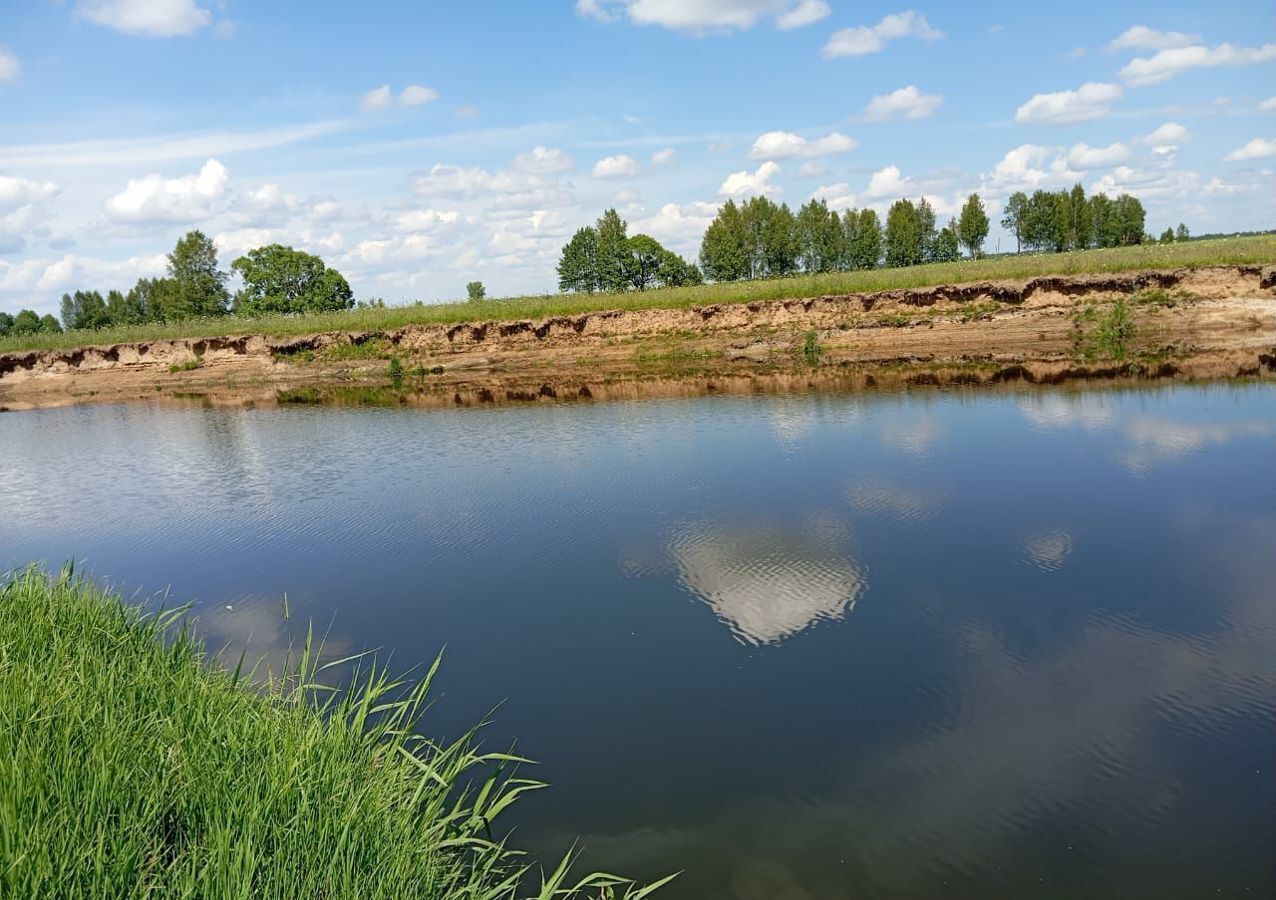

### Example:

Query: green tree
xmin=1022 ymin=190 xmax=1060 ymax=252
xmin=1159 ymin=227 xmax=1175 ymax=243
xmin=231 ymin=245 xmax=353 ymax=315
xmin=1175 ymin=223 xmax=1190 ymax=241
xmin=105 ymin=288 xmax=145 ymax=325
xmin=850 ymin=209 xmax=882 ymax=269
xmin=0 ymin=312 xmax=13 ymax=336
xmin=658 ymin=254 xmax=702 ymax=287
xmin=626 ymin=234 xmax=666 ymax=291
xmin=957 ymin=193 xmax=990 ymax=258
xmin=1001 ymin=191 xmax=1029 ymax=253
xmin=916 ymin=198 xmax=938 ymax=262
xmin=60 ymin=290 xmax=110 ymax=330
xmin=557 ymin=226 xmax=600 ymax=293
xmin=466 ymin=281 xmax=486 ymax=301
xmin=153 ymin=230 xmax=228 ymax=320
xmin=699 ymin=200 xmax=751 ymax=282
xmin=595 ymin=208 xmax=631 ymax=293
xmin=884 ymin=199 xmax=923 ymax=267
xmin=1068 ymin=183 xmax=1091 ymax=250
xmin=796 ymin=199 xmax=843 ymax=273
xmin=742 ymin=197 xmax=799 ymax=278
xmin=1113 ymin=194 xmax=1146 ymax=246
xmin=125 ymin=277 xmax=170 ymax=322
xmin=1089 ymin=193 xmax=1116 ymax=248
xmin=39 ymin=314 xmax=62 ymax=334
xmin=11 ymin=309 xmax=41 ymax=335
xmin=931 ymin=224 xmax=960 ymax=262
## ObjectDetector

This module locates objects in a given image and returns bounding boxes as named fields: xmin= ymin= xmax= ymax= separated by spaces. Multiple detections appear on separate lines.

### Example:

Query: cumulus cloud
xmin=1259 ymin=97 xmax=1276 ymax=112
xmin=863 ymin=85 xmax=943 ymax=121
xmin=1120 ymin=43 xmax=1276 ymax=86
xmin=1224 ymin=138 xmax=1276 ymax=162
xmin=748 ymin=130 xmax=856 ymax=160
xmin=1107 ymin=25 xmax=1199 ymax=52
xmin=865 ymin=164 xmax=913 ymax=197
xmin=592 ymin=154 xmax=641 ymax=178
xmin=632 ymin=200 xmax=719 ymax=253
xmin=0 ymin=176 xmax=60 ymax=210
xmin=988 ymin=144 xmax=1081 ymax=191
xmin=76 ymin=0 xmax=211 ymax=37
xmin=812 ymin=182 xmax=856 ymax=210
xmin=0 ymin=49 xmax=19 ymax=83
xmin=719 ymin=160 xmax=781 ymax=196
xmin=651 ymin=147 xmax=677 ymax=166
xmin=1066 ymin=142 xmax=1131 ymax=169
xmin=1141 ymin=121 xmax=1191 ymax=145
xmin=105 ymin=158 xmax=230 ymax=223
xmin=1015 ymin=82 xmax=1122 ymax=125
xmin=511 ymin=145 xmax=574 ymax=174
xmin=360 ymin=84 xmax=439 ymax=112
xmin=578 ymin=0 xmax=832 ymax=31
xmin=822 ymin=10 xmax=943 ymax=59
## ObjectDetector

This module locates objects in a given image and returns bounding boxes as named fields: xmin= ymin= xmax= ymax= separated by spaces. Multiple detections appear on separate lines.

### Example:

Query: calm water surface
xmin=2 ymin=384 xmax=1274 ymax=899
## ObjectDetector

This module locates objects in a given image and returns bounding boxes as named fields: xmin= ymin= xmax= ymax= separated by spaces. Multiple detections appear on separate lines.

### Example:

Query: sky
xmin=0 ymin=0 xmax=1273 ymax=314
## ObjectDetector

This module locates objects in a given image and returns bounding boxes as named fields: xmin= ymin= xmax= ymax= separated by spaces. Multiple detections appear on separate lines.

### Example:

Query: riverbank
xmin=0 ymin=568 xmax=667 ymax=899
xmin=2 ymin=262 xmax=1273 ymax=411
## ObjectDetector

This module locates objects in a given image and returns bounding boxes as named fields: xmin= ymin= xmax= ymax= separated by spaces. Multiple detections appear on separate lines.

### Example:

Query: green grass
xmin=168 ymin=357 xmax=202 ymax=373
xmin=0 ymin=567 xmax=671 ymax=900
xmin=2 ymin=235 xmax=1272 ymax=354
xmin=1072 ymin=298 xmax=1138 ymax=360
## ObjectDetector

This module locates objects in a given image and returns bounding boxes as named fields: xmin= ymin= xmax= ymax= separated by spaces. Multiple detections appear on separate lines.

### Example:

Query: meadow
xmin=0 ymin=567 xmax=670 ymax=899
xmin=1 ymin=235 xmax=1271 ymax=354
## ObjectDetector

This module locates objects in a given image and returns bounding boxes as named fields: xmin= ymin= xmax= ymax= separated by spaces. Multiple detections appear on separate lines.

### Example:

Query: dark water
xmin=2 ymin=384 xmax=1274 ymax=899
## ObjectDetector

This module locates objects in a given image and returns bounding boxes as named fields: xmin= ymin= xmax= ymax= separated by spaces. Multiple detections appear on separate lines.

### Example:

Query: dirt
xmin=2 ymin=265 xmax=1274 ymax=412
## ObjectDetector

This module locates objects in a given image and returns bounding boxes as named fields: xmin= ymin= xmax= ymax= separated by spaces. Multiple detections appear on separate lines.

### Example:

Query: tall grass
xmin=0 ymin=568 xmax=672 ymax=899
xmin=2 ymin=235 xmax=1272 ymax=354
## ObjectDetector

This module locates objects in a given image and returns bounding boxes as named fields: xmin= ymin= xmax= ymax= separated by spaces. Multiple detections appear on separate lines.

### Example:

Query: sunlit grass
xmin=3 ymin=235 xmax=1271 ymax=354
xmin=0 ymin=567 xmax=672 ymax=900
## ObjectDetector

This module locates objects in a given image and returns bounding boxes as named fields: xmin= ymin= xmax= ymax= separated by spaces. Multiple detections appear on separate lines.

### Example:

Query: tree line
xmin=557 ymin=210 xmax=704 ymax=293
xmin=999 ymin=187 xmax=1156 ymax=253
xmin=1 ymin=230 xmax=356 ymax=337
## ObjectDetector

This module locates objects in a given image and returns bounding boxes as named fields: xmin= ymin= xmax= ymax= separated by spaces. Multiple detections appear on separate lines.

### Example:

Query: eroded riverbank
xmin=2 ymin=264 xmax=1273 ymax=410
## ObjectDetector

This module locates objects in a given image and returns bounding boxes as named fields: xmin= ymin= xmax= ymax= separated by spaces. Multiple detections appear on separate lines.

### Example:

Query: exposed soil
xmin=2 ymin=265 xmax=1274 ymax=412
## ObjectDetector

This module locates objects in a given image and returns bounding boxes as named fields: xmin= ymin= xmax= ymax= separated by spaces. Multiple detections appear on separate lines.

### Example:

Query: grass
xmin=168 ymin=357 xmax=202 ymax=373
xmin=802 ymin=330 xmax=823 ymax=367
xmin=3 ymin=236 xmax=1271 ymax=354
xmin=1072 ymin=298 xmax=1137 ymax=360
xmin=0 ymin=567 xmax=671 ymax=900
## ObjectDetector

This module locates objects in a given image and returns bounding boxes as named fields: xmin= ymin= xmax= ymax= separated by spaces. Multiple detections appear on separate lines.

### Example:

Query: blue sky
xmin=0 ymin=0 xmax=1273 ymax=312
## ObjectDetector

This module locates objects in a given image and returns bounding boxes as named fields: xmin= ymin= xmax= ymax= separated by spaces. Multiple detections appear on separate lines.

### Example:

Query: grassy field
xmin=2 ymin=235 xmax=1272 ymax=354
xmin=0 ymin=568 xmax=670 ymax=899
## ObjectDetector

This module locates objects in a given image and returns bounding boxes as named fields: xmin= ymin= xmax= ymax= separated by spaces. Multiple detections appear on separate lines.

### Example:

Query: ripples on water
xmin=2 ymin=384 xmax=1274 ymax=899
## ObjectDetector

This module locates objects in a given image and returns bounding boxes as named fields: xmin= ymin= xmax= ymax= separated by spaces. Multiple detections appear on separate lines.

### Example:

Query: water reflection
xmin=1020 ymin=530 xmax=1073 ymax=571
xmin=847 ymin=476 xmax=947 ymax=524
xmin=667 ymin=518 xmax=866 ymax=645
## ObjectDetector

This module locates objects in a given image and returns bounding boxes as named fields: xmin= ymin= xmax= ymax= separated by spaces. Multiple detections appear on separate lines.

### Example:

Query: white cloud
xmin=579 ymin=0 xmax=834 ymax=32
xmin=399 ymin=85 xmax=440 ymax=107
xmin=0 ymin=49 xmax=19 ymax=83
xmin=1066 ymin=142 xmax=1131 ymax=169
xmin=592 ymin=154 xmax=641 ymax=178
xmin=988 ymin=144 xmax=1080 ymax=190
xmin=812 ymin=182 xmax=856 ymax=210
xmin=1260 ymin=97 xmax=1276 ymax=112
xmin=105 ymin=158 xmax=230 ymax=223
xmin=511 ymin=145 xmax=574 ymax=174
xmin=632 ymin=200 xmax=719 ymax=254
xmin=748 ymin=130 xmax=857 ymax=160
xmin=1107 ymin=25 xmax=1199 ymax=52
xmin=213 ymin=228 xmax=281 ymax=259
xmin=1015 ymin=82 xmax=1122 ymax=125
xmin=822 ymin=10 xmax=943 ymax=59
xmin=719 ymin=160 xmax=781 ymax=196
xmin=76 ymin=0 xmax=211 ymax=37
xmin=1141 ymin=121 xmax=1191 ymax=145
xmin=652 ymin=147 xmax=677 ymax=166
xmin=454 ymin=105 xmax=480 ymax=119
xmin=863 ymin=85 xmax=943 ymax=121
xmin=360 ymin=84 xmax=439 ymax=112
xmin=0 ymin=176 xmax=60 ymax=210
xmin=391 ymin=208 xmax=461 ymax=232
xmin=1224 ymin=138 xmax=1276 ymax=162
xmin=1120 ymin=43 xmax=1276 ymax=87
xmin=775 ymin=0 xmax=830 ymax=30
xmin=865 ymin=164 xmax=913 ymax=198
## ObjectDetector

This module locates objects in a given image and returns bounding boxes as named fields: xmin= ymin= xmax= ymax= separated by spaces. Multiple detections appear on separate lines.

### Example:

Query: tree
xmin=1023 ymin=190 xmax=1061 ymax=252
xmin=60 ymin=290 xmax=109 ymax=330
xmin=126 ymin=277 xmax=170 ymax=322
xmin=1089 ymin=193 xmax=1116 ymax=248
xmin=796 ymin=199 xmax=843 ymax=273
xmin=1068 ymin=183 xmax=1091 ymax=250
xmin=231 ymin=244 xmax=353 ymax=315
xmin=39 ymin=314 xmax=62 ymax=334
xmin=1001 ymin=191 xmax=1029 ymax=253
xmin=742 ymin=196 xmax=799 ymax=278
xmin=957 ymin=193 xmax=989 ymax=258
xmin=466 ymin=281 xmax=486 ymax=301
xmin=884 ymin=199 xmax=923 ymax=267
xmin=1113 ymin=194 xmax=1146 ymax=246
xmin=0 ymin=312 xmax=12 ymax=336
xmin=11 ymin=309 xmax=41 ymax=335
xmin=699 ymin=200 xmax=751 ymax=282
xmin=1176 ymin=223 xmax=1190 ymax=241
xmin=931 ymin=224 xmax=960 ymax=262
xmin=916 ymin=197 xmax=938 ymax=261
xmin=850 ymin=209 xmax=882 ymax=270
xmin=658 ymin=253 xmax=702 ymax=287
xmin=594 ymin=208 xmax=631 ymax=293
xmin=626 ymin=234 xmax=665 ymax=291
xmin=105 ymin=288 xmax=145 ymax=325
xmin=557 ymin=226 xmax=600 ymax=293
xmin=1159 ymin=227 xmax=1176 ymax=243
xmin=157 ymin=230 xmax=229 ymax=320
